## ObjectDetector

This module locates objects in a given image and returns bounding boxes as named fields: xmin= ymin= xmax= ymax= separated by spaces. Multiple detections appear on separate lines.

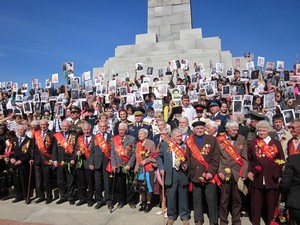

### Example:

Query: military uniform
xmin=128 ymin=121 xmax=153 ymax=140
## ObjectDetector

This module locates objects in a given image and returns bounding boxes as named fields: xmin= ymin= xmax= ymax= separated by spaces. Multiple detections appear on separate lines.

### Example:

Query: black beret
xmin=192 ymin=121 xmax=206 ymax=127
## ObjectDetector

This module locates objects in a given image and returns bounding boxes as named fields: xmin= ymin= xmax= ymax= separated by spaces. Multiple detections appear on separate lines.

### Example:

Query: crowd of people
xmin=1 ymin=64 xmax=300 ymax=225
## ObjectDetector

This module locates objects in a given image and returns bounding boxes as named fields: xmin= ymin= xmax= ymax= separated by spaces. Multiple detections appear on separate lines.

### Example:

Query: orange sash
xmin=113 ymin=135 xmax=129 ymax=163
xmin=166 ymin=140 xmax=186 ymax=161
xmin=288 ymin=140 xmax=299 ymax=155
xmin=53 ymin=132 xmax=74 ymax=156
xmin=186 ymin=135 xmax=221 ymax=186
xmin=217 ymin=134 xmax=244 ymax=176
xmin=136 ymin=141 xmax=152 ymax=172
xmin=256 ymin=138 xmax=278 ymax=161
xmin=35 ymin=130 xmax=52 ymax=158
xmin=95 ymin=133 xmax=112 ymax=172
xmin=78 ymin=136 xmax=91 ymax=159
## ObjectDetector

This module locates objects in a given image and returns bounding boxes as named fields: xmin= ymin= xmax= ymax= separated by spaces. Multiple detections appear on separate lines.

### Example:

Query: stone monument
xmin=94 ymin=0 xmax=246 ymax=82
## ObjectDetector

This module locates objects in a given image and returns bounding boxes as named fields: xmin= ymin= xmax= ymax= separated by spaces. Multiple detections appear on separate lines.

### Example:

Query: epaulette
xmin=142 ymin=121 xmax=150 ymax=125
xmin=127 ymin=122 xmax=134 ymax=125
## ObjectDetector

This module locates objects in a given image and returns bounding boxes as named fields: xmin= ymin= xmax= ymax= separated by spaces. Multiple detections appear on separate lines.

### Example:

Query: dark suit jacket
xmin=218 ymin=134 xmax=248 ymax=182
xmin=52 ymin=132 xmax=77 ymax=164
xmin=279 ymin=154 xmax=300 ymax=210
xmin=73 ymin=135 xmax=96 ymax=169
xmin=90 ymin=133 xmax=112 ymax=169
xmin=110 ymin=134 xmax=136 ymax=169
xmin=128 ymin=122 xmax=153 ymax=140
xmin=212 ymin=112 xmax=228 ymax=133
xmin=153 ymin=134 xmax=161 ymax=148
xmin=248 ymin=138 xmax=285 ymax=189
xmin=157 ymin=141 xmax=189 ymax=186
xmin=33 ymin=130 xmax=55 ymax=165
xmin=11 ymin=136 xmax=33 ymax=167
xmin=186 ymin=134 xmax=220 ymax=183
xmin=286 ymin=138 xmax=300 ymax=155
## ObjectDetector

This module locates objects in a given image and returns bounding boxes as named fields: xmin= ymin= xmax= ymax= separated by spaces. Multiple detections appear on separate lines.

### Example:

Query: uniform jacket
xmin=211 ymin=112 xmax=228 ymax=133
xmin=248 ymin=138 xmax=285 ymax=189
xmin=186 ymin=134 xmax=220 ymax=183
xmin=217 ymin=134 xmax=248 ymax=182
xmin=128 ymin=122 xmax=153 ymax=140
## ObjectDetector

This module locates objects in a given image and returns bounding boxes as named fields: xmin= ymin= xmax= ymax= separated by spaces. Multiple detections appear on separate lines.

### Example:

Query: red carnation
xmin=255 ymin=165 xmax=262 ymax=171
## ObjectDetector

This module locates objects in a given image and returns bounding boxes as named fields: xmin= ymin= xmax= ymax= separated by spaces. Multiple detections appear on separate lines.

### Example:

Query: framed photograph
xmin=226 ymin=68 xmax=233 ymax=76
xmin=95 ymin=85 xmax=102 ymax=96
xmin=158 ymin=68 xmax=164 ymax=78
xmin=147 ymin=67 xmax=153 ymax=76
xmin=257 ymin=56 xmax=265 ymax=68
xmin=134 ymin=91 xmax=143 ymax=103
xmin=241 ymin=70 xmax=249 ymax=79
xmin=263 ymin=92 xmax=276 ymax=109
xmin=13 ymin=106 xmax=22 ymax=115
xmin=141 ymin=83 xmax=149 ymax=94
xmin=80 ymin=99 xmax=87 ymax=110
xmin=41 ymin=92 xmax=49 ymax=103
xmin=22 ymin=101 xmax=32 ymax=114
xmin=165 ymin=67 xmax=172 ymax=75
xmin=285 ymin=86 xmax=296 ymax=100
xmin=57 ymin=93 xmax=64 ymax=104
xmin=242 ymin=105 xmax=252 ymax=115
xmin=62 ymin=62 xmax=74 ymax=79
xmin=71 ymin=90 xmax=79 ymax=100
xmin=180 ymin=59 xmax=189 ymax=70
xmin=265 ymin=62 xmax=275 ymax=73
xmin=233 ymin=100 xmax=243 ymax=114
xmin=204 ymin=84 xmax=215 ymax=97
xmin=108 ymin=80 xmax=116 ymax=93
xmin=177 ymin=85 xmax=186 ymax=95
xmin=15 ymin=94 xmax=23 ymax=103
xmin=169 ymin=60 xmax=177 ymax=71
xmin=191 ymin=73 xmax=198 ymax=83
xmin=153 ymin=100 xmax=163 ymax=111
xmin=243 ymin=95 xmax=253 ymax=106
xmin=82 ymin=71 xmax=91 ymax=81
xmin=158 ymin=84 xmax=167 ymax=96
xmin=171 ymin=88 xmax=181 ymax=101
xmin=189 ymin=90 xmax=198 ymax=103
xmin=73 ymin=77 xmax=81 ymax=86
xmin=216 ymin=63 xmax=224 ymax=74
xmin=45 ymin=79 xmax=51 ymax=89
xmin=57 ymin=105 xmax=64 ymax=117
xmin=246 ymin=61 xmax=255 ymax=71
xmin=136 ymin=62 xmax=143 ymax=72
xmin=49 ymin=96 xmax=57 ymax=102
xmin=71 ymin=79 xmax=80 ymax=90
xmin=52 ymin=73 xmax=59 ymax=83
xmin=282 ymin=109 xmax=295 ymax=125
xmin=210 ymin=67 xmax=217 ymax=77
xmin=5 ymin=81 xmax=12 ymax=90
xmin=143 ymin=77 xmax=150 ymax=83
xmin=12 ymin=82 xmax=18 ymax=92
xmin=44 ymin=103 xmax=51 ymax=112
xmin=94 ymin=76 xmax=102 ymax=86
xmin=277 ymin=61 xmax=284 ymax=72
xmin=34 ymin=102 xmax=42 ymax=114
xmin=251 ymin=70 xmax=259 ymax=80
xmin=101 ymin=85 xmax=107 ymax=95
xmin=284 ymin=71 xmax=290 ymax=82
xmin=222 ymin=85 xmax=231 ymax=97
xmin=33 ymin=94 xmax=40 ymax=103
xmin=85 ymin=80 xmax=93 ymax=93
xmin=119 ymin=86 xmax=128 ymax=97
xmin=21 ymin=83 xmax=28 ymax=93
xmin=126 ymin=93 xmax=134 ymax=104
xmin=67 ymin=73 xmax=74 ymax=85
xmin=32 ymin=79 xmax=38 ymax=89
xmin=233 ymin=95 xmax=242 ymax=101
xmin=296 ymin=64 xmax=300 ymax=76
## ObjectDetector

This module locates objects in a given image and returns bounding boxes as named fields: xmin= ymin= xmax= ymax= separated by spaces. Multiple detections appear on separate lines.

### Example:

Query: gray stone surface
xmin=0 ymin=200 xmax=252 ymax=225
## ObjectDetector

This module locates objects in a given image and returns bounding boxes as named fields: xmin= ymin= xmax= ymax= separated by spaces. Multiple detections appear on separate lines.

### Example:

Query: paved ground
xmin=0 ymin=197 xmax=253 ymax=225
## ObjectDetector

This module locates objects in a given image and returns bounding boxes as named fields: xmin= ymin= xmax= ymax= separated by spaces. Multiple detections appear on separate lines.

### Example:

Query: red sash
xmin=166 ymin=140 xmax=186 ymax=161
xmin=113 ymin=135 xmax=129 ymax=163
xmin=136 ymin=141 xmax=152 ymax=172
xmin=78 ymin=136 xmax=91 ymax=159
xmin=186 ymin=135 xmax=221 ymax=186
xmin=53 ymin=132 xmax=74 ymax=156
xmin=217 ymin=134 xmax=244 ymax=176
xmin=256 ymin=138 xmax=278 ymax=161
xmin=95 ymin=133 xmax=112 ymax=172
xmin=288 ymin=140 xmax=299 ymax=155
xmin=35 ymin=130 xmax=52 ymax=158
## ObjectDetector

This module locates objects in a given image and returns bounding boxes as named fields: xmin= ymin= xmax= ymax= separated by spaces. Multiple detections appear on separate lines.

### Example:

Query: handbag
xmin=135 ymin=171 xmax=148 ymax=193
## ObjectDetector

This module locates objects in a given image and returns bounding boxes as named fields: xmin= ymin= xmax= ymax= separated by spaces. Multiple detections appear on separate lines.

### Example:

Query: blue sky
xmin=0 ymin=0 xmax=299 ymax=88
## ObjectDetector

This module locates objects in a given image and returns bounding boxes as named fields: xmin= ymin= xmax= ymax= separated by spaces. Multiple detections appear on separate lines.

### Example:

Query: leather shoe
xmin=95 ymin=201 xmax=106 ymax=209
xmin=129 ymin=204 xmax=136 ymax=209
xmin=35 ymin=198 xmax=45 ymax=204
xmin=69 ymin=200 xmax=75 ymax=205
xmin=76 ymin=200 xmax=86 ymax=206
xmin=117 ymin=202 xmax=124 ymax=209
xmin=56 ymin=199 xmax=67 ymax=205
xmin=107 ymin=203 xmax=113 ymax=210
xmin=138 ymin=202 xmax=146 ymax=212
xmin=45 ymin=198 xmax=53 ymax=204
xmin=144 ymin=204 xmax=152 ymax=213
xmin=12 ymin=198 xmax=23 ymax=203
xmin=87 ymin=201 xmax=94 ymax=207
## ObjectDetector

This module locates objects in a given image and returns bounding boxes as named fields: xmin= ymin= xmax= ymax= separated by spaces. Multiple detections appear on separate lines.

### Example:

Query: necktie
xmin=85 ymin=136 xmax=89 ymax=146
xmin=64 ymin=133 xmax=68 ymax=139
xmin=18 ymin=137 xmax=22 ymax=146
xmin=42 ymin=131 xmax=46 ymax=139
xmin=137 ymin=123 xmax=140 ymax=127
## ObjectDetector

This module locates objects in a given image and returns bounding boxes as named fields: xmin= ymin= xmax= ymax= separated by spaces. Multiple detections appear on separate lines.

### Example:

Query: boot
xmin=183 ymin=220 xmax=190 ymax=225
xmin=166 ymin=219 xmax=175 ymax=225
xmin=138 ymin=202 xmax=146 ymax=212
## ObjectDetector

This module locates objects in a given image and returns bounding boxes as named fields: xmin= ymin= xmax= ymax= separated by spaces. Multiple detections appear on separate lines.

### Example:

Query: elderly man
xmin=248 ymin=121 xmax=285 ymax=225
xmin=157 ymin=128 xmax=190 ymax=225
xmin=178 ymin=117 xmax=193 ymax=142
xmin=90 ymin=121 xmax=113 ymax=209
xmin=111 ymin=123 xmax=136 ymax=209
xmin=186 ymin=121 xmax=220 ymax=225
xmin=52 ymin=120 xmax=77 ymax=205
xmin=287 ymin=118 xmax=300 ymax=155
xmin=32 ymin=119 xmax=55 ymax=204
xmin=217 ymin=120 xmax=248 ymax=225
xmin=205 ymin=120 xmax=219 ymax=137
xmin=73 ymin=122 xmax=96 ymax=207
xmin=10 ymin=125 xmax=34 ymax=203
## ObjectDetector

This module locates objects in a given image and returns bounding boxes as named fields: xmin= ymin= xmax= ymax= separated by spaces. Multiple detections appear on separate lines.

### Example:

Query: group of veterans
xmin=0 ymin=67 xmax=300 ymax=225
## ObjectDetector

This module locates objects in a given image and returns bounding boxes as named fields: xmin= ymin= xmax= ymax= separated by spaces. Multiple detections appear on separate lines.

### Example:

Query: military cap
xmin=192 ymin=121 xmax=206 ymax=127
xmin=70 ymin=106 xmax=81 ymax=113
xmin=250 ymin=110 xmax=265 ymax=121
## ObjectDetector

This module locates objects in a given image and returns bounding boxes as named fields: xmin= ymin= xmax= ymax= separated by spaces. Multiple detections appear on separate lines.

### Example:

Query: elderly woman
xmin=247 ymin=120 xmax=285 ymax=225
xmin=134 ymin=128 xmax=156 ymax=213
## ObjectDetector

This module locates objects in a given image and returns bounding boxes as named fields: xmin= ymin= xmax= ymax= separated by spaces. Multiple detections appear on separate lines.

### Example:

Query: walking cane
xmin=110 ymin=171 xmax=116 ymax=213
xmin=162 ymin=174 xmax=166 ymax=225
xmin=26 ymin=163 xmax=33 ymax=204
